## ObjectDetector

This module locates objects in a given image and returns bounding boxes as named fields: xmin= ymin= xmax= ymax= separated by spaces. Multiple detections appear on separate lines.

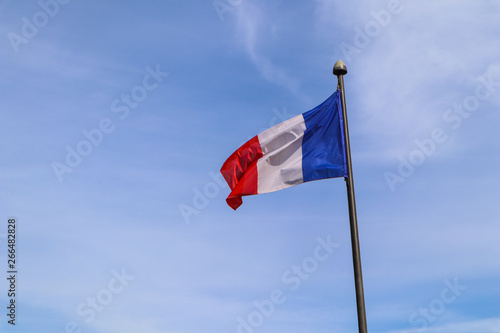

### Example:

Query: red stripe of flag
xmin=220 ymin=136 xmax=263 ymax=210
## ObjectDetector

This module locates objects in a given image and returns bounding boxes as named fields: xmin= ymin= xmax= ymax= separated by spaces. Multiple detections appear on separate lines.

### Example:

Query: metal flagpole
xmin=333 ymin=60 xmax=368 ymax=333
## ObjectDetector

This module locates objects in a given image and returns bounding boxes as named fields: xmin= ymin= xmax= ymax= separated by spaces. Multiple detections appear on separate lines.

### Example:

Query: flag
xmin=220 ymin=90 xmax=347 ymax=210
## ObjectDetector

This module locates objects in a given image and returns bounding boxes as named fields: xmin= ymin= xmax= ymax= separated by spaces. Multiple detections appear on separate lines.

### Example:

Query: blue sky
xmin=1 ymin=0 xmax=499 ymax=332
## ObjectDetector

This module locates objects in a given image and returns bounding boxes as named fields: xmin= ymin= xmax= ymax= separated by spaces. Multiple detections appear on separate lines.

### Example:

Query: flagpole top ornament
xmin=333 ymin=60 xmax=347 ymax=76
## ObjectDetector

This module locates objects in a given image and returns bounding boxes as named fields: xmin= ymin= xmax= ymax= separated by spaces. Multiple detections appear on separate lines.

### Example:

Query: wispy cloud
xmin=234 ymin=2 xmax=301 ymax=94
xmin=385 ymin=317 xmax=500 ymax=333
xmin=312 ymin=0 xmax=500 ymax=165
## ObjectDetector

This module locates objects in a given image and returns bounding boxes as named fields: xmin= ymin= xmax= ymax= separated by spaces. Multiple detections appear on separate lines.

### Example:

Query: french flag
xmin=220 ymin=90 xmax=347 ymax=210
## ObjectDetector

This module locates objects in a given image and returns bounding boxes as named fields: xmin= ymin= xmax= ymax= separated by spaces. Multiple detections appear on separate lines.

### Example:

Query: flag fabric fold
xmin=220 ymin=90 xmax=347 ymax=210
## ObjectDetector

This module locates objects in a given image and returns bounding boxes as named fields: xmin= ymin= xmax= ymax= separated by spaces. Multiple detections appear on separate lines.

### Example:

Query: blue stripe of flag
xmin=301 ymin=90 xmax=347 ymax=182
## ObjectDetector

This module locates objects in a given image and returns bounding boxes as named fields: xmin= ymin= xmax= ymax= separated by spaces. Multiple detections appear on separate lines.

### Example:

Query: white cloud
xmin=234 ymin=2 xmax=301 ymax=94
xmin=313 ymin=1 xmax=500 ymax=162
xmin=386 ymin=317 xmax=500 ymax=333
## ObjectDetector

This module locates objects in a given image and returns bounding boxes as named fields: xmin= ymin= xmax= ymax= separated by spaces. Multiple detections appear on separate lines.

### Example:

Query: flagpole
xmin=333 ymin=60 xmax=368 ymax=333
